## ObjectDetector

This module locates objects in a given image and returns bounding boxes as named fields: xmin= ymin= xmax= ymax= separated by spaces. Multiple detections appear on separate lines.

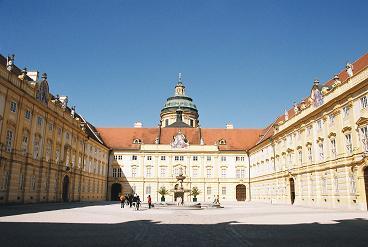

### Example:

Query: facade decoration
xmin=171 ymin=130 xmax=189 ymax=148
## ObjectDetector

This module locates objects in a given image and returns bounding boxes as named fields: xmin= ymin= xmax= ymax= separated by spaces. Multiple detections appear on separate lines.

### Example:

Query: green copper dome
xmin=162 ymin=96 xmax=197 ymax=111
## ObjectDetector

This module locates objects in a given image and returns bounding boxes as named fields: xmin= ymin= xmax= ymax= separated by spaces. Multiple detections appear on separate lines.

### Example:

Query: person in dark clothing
xmin=120 ymin=195 xmax=126 ymax=208
xmin=132 ymin=194 xmax=137 ymax=209
xmin=136 ymin=195 xmax=141 ymax=210
xmin=129 ymin=194 xmax=133 ymax=208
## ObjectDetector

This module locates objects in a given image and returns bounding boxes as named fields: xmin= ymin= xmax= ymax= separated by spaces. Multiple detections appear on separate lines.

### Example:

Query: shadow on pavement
xmin=0 ymin=218 xmax=367 ymax=247
xmin=0 ymin=201 xmax=119 ymax=217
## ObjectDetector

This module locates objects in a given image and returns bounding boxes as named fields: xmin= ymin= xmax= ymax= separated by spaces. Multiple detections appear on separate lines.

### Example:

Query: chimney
xmin=27 ymin=71 xmax=39 ymax=81
xmin=134 ymin=121 xmax=142 ymax=128
xmin=226 ymin=123 xmax=234 ymax=129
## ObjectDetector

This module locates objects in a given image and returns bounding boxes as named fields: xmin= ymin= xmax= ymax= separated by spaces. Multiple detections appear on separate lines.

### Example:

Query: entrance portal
xmin=62 ymin=175 xmax=69 ymax=202
xmin=290 ymin=178 xmax=295 ymax=204
xmin=236 ymin=184 xmax=246 ymax=201
xmin=364 ymin=167 xmax=368 ymax=210
xmin=111 ymin=183 xmax=122 ymax=201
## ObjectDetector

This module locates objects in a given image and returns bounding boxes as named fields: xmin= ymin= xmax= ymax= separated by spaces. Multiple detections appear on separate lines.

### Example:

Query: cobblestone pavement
xmin=0 ymin=201 xmax=368 ymax=246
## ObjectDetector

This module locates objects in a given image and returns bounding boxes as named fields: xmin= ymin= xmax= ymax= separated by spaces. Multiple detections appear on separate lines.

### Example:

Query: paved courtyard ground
xmin=0 ymin=201 xmax=368 ymax=246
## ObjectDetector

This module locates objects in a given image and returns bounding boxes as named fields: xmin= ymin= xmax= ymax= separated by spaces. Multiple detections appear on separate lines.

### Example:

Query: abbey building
xmin=1 ymin=52 xmax=368 ymax=211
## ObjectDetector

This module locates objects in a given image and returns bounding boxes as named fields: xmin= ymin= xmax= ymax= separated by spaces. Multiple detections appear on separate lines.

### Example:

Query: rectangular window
xmin=207 ymin=156 xmax=211 ymax=161
xmin=161 ymin=156 xmax=166 ymax=161
xmin=160 ymin=167 xmax=166 ymax=177
xmin=240 ymin=168 xmax=245 ymax=178
xmin=222 ymin=186 xmax=226 ymax=195
xmin=207 ymin=186 xmax=211 ymax=195
xmin=307 ymin=146 xmax=312 ymax=162
xmin=193 ymin=156 xmax=198 ymax=161
xmin=317 ymin=119 xmax=323 ymax=130
xmin=329 ymin=114 xmax=335 ymax=125
xmin=118 ymin=155 xmax=122 ymax=160
xmin=132 ymin=155 xmax=137 ymax=161
xmin=10 ymin=101 xmax=17 ymax=113
xmin=146 ymin=185 xmax=151 ymax=195
xmin=37 ymin=116 xmax=43 ymax=126
xmin=318 ymin=143 xmax=324 ymax=161
xmin=343 ymin=106 xmax=350 ymax=118
xmin=117 ymin=168 xmax=122 ymax=177
xmin=345 ymin=134 xmax=353 ymax=154
xmin=112 ymin=168 xmax=117 ymax=177
xmin=5 ymin=130 xmax=14 ymax=152
xmin=146 ymin=167 xmax=151 ymax=177
xmin=221 ymin=168 xmax=226 ymax=178
xmin=360 ymin=96 xmax=368 ymax=109
xmin=175 ymin=156 xmax=184 ymax=161
xmin=330 ymin=139 xmax=337 ymax=158
xmin=147 ymin=156 xmax=152 ymax=161
xmin=221 ymin=156 xmax=226 ymax=162
xmin=236 ymin=169 xmax=240 ymax=178
xmin=360 ymin=126 xmax=368 ymax=152
xmin=298 ymin=150 xmax=302 ymax=165
xmin=206 ymin=168 xmax=212 ymax=178
xmin=25 ymin=110 xmax=31 ymax=120
xmin=48 ymin=123 xmax=53 ymax=131
xmin=192 ymin=168 xmax=198 ymax=177
xmin=132 ymin=167 xmax=137 ymax=177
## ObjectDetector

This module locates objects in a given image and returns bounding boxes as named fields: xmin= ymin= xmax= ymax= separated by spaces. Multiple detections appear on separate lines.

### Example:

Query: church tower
xmin=160 ymin=74 xmax=199 ymax=128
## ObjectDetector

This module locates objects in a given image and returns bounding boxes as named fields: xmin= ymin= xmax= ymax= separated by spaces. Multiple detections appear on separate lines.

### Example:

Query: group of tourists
xmin=119 ymin=194 xmax=153 ymax=210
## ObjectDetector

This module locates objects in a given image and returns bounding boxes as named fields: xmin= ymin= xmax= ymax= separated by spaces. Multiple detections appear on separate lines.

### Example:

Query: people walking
xmin=147 ymin=195 xmax=152 ymax=209
xmin=132 ymin=194 xmax=137 ymax=209
xmin=120 ymin=194 xmax=126 ymax=208
xmin=136 ymin=195 xmax=141 ymax=210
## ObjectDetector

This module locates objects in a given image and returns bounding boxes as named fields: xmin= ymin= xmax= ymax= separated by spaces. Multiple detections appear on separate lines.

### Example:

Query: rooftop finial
xmin=178 ymin=72 xmax=182 ymax=82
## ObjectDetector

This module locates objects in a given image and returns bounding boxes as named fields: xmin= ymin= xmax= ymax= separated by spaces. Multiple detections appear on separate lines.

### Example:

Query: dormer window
xmin=218 ymin=139 xmax=226 ymax=145
xmin=133 ymin=138 xmax=142 ymax=144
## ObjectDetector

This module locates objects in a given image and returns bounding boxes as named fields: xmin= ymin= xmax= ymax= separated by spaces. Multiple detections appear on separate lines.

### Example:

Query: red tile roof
xmin=97 ymin=127 xmax=263 ymax=151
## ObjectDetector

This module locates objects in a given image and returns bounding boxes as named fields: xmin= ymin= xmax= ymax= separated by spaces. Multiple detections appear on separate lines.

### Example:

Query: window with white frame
xmin=343 ymin=106 xmax=350 ymax=119
xmin=10 ymin=101 xmax=17 ymax=112
xmin=33 ymin=136 xmax=41 ymax=159
xmin=112 ymin=168 xmax=117 ymax=177
xmin=160 ymin=167 xmax=166 ymax=177
xmin=207 ymin=186 xmax=211 ymax=195
xmin=147 ymin=156 xmax=152 ymax=161
xmin=146 ymin=166 xmax=151 ymax=177
xmin=31 ymin=175 xmax=36 ymax=191
xmin=236 ymin=169 xmax=240 ymax=178
xmin=46 ymin=139 xmax=52 ymax=162
xmin=5 ymin=130 xmax=14 ymax=152
xmin=298 ymin=150 xmax=302 ymax=165
xmin=131 ymin=167 xmax=137 ymax=177
xmin=192 ymin=156 xmax=198 ymax=161
xmin=221 ymin=156 xmax=226 ymax=162
xmin=221 ymin=168 xmax=226 ymax=178
xmin=146 ymin=185 xmax=151 ymax=195
xmin=307 ymin=146 xmax=312 ymax=162
xmin=240 ymin=168 xmax=245 ymax=178
xmin=317 ymin=119 xmax=323 ymax=130
xmin=345 ymin=133 xmax=353 ymax=154
xmin=25 ymin=110 xmax=31 ymax=120
xmin=37 ymin=116 xmax=43 ymax=126
xmin=132 ymin=155 xmax=137 ymax=161
xmin=117 ymin=168 xmax=122 ymax=177
xmin=161 ymin=156 xmax=166 ymax=161
xmin=222 ymin=186 xmax=226 ymax=195
xmin=360 ymin=126 xmax=368 ymax=152
xmin=21 ymin=132 xmax=29 ymax=155
xmin=360 ymin=96 xmax=368 ymax=109
xmin=318 ymin=143 xmax=324 ymax=161
xmin=206 ymin=168 xmax=212 ymax=178
xmin=175 ymin=156 xmax=184 ymax=161
xmin=207 ymin=156 xmax=211 ymax=161
xmin=330 ymin=139 xmax=337 ymax=158
xmin=236 ymin=156 xmax=245 ymax=162
xmin=329 ymin=114 xmax=335 ymax=126
xmin=192 ymin=167 xmax=198 ymax=177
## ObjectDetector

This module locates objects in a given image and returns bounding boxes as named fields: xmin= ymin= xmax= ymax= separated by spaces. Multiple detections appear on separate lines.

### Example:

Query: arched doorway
xmin=62 ymin=175 xmax=69 ymax=202
xmin=236 ymin=184 xmax=246 ymax=201
xmin=289 ymin=178 xmax=295 ymax=204
xmin=111 ymin=183 xmax=122 ymax=201
xmin=364 ymin=167 xmax=368 ymax=210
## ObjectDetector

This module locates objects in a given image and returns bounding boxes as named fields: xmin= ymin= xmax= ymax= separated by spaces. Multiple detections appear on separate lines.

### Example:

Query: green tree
xmin=158 ymin=186 xmax=169 ymax=202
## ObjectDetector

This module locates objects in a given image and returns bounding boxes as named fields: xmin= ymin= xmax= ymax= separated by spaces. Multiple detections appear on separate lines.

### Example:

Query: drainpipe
xmin=106 ymin=148 xmax=112 ymax=200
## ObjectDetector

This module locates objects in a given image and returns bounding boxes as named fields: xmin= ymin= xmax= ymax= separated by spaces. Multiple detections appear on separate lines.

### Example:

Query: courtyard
xmin=0 ymin=202 xmax=367 ymax=246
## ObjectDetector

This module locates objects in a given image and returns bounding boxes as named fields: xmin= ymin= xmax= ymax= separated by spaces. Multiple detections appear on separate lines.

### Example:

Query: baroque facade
xmin=1 ymin=51 xmax=368 ymax=211
xmin=0 ymin=55 xmax=109 ymax=204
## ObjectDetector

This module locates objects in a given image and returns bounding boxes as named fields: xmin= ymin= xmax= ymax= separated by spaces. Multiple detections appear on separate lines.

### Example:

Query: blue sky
xmin=1 ymin=0 xmax=367 ymax=128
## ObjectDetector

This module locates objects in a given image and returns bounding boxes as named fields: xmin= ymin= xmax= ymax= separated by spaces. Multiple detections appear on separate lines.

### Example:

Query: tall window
xmin=31 ymin=175 xmax=36 ymax=191
xmin=221 ymin=168 xmax=226 ymax=178
xmin=25 ymin=110 xmax=31 ymax=120
xmin=112 ymin=168 xmax=117 ymax=178
xmin=329 ymin=114 xmax=335 ymax=126
xmin=345 ymin=133 xmax=353 ymax=154
xmin=46 ymin=139 xmax=52 ymax=162
xmin=192 ymin=156 xmax=198 ymax=161
xmin=349 ymin=172 xmax=357 ymax=194
xmin=37 ymin=116 xmax=43 ymax=126
xmin=207 ymin=186 xmax=211 ymax=195
xmin=360 ymin=96 xmax=368 ymax=109
xmin=236 ymin=169 xmax=240 ymax=178
xmin=146 ymin=167 xmax=151 ymax=177
xmin=117 ymin=168 xmax=122 ymax=177
xmin=5 ymin=130 xmax=14 ymax=152
xmin=207 ymin=156 xmax=211 ymax=161
xmin=321 ymin=177 xmax=327 ymax=194
xmin=175 ymin=156 xmax=184 ymax=161
xmin=19 ymin=173 xmax=24 ymax=191
xmin=146 ymin=185 xmax=151 ymax=195
xmin=317 ymin=119 xmax=323 ymax=130
xmin=132 ymin=155 xmax=137 ymax=160
xmin=206 ymin=168 xmax=212 ymax=178
xmin=160 ymin=167 xmax=166 ymax=177
xmin=10 ymin=101 xmax=17 ymax=112
xmin=360 ymin=126 xmax=368 ymax=152
xmin=318 ymin=143 xmax=324 ymax=161
xmin=307 ymin=146 xmax=312 ymax=162
xmin=240 ymin=168 xmax=245 ymax=178
xmin=192 ymin=168 xmax=198 ymax=177
xmin=330 ymin=139 xmax=337 ymax=158
xmin=131 ymin=167 xmax=136 ymax=177
xmin=222 ymin=186 xmax=226 ymax=195
xmin=298 ymin=150 xmax=302 ymax=165
xmin=147 ymin=156 xmax=152 ymax=161
xmin=343 ymin=106 xmax=350 ymax=119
